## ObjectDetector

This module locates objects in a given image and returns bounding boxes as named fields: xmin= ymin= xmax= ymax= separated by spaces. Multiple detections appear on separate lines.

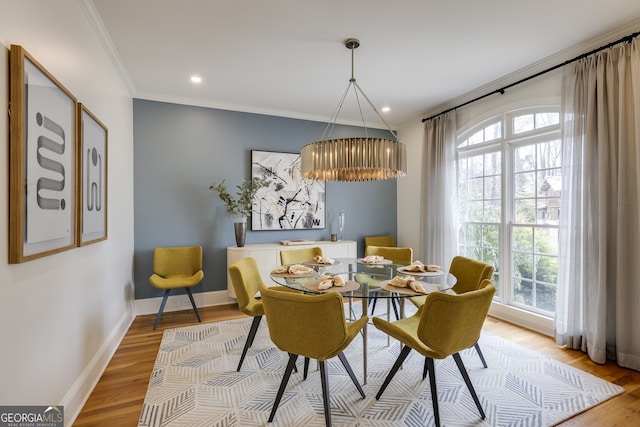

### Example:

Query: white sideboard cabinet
xmin=226 ymin=240 xmax=357 ymax=298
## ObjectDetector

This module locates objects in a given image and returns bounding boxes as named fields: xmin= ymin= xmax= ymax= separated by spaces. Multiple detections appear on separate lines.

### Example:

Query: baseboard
xmin=63 ymin=309 xmax=135 ymax=427
xmin=134 ymin=289 xmax=236 ymax=316
xmin=488 ymin=301 xmax=554 ymax=337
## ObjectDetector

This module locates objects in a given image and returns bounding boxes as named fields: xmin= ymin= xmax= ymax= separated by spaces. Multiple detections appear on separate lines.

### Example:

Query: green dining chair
xmin=259 ymin=283 xmax=368 ymax=427
xmin=374 ymin=280 xmax=496 ymax=427
xmin=279 ymin=246 xmax=323 ymax=265
xmin=364 ymin=235 xmax=395 ymax=249
xmin=149 ymin=245 xmax=204 ymax=330
xmin=365 ymin=245 xmax=412 ymax=264
xmin=228 ymin=257 xmax=298 ymax=371
xmin=359 ymin=245 xmax=413 ymax=318
xmin=409 ymin=255 xmax=495 ymax=368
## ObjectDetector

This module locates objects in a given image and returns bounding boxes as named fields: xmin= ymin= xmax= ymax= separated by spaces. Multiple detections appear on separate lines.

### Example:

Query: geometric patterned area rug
xmin=139 ymin=312 xmax=623 ymax=426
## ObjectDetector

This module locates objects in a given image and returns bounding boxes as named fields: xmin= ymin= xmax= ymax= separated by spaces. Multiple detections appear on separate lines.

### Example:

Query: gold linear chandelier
xmin=301 ymin=38 xmax=407 ymax=182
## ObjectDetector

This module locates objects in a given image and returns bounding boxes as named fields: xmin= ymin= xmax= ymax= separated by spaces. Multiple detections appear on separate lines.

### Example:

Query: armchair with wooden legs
xmin=364 ymin=235 xmax=395 ymax=249
xmin=227 ymin=257 xmax=298 ymax=371
xmin=374 ymin=280 xmax=496 ymax=427
xmin=409 ymin=255 xmax=495 ymax=368
xmin=259 ymin=283 xmax=367 ymax=427
xmin=357 ymin=245 xmax=413 ymax=319
xmin=279 ymin=246 xmax=323 ymax=265
xmin=149 ymin=245 xmax=204 ymax=330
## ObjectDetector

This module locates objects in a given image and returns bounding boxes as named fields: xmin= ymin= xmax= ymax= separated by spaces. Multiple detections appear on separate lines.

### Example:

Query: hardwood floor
xmin=73 ymin=304 xmax=640 ymax=426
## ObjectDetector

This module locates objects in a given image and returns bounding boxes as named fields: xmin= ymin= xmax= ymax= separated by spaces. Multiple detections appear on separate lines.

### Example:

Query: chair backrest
xmin=449 ymin=256 xmax=495 ymax=294
xmin=260 ymin=284 xmax=349 ymax=360
xmin=279 ymin=246 xmax=323 ymax=265
xmin=365 ymin=245 xmax=412 ymax=264
xmin=228 ymin=257 xmax=264 ymax=314
xmin=364 ymin=235 xmax=395 ymax=249
xmin=153 ymin=246 xmax=202 ymax=277
xmin=417 ymin=279 xmax=496 ymax=358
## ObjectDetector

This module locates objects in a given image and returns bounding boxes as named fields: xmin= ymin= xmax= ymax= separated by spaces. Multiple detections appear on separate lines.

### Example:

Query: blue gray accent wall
xmin=133 ymin=99 xmax=398 ymax=299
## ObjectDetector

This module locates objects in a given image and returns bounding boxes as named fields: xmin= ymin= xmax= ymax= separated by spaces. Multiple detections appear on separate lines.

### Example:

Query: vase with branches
xmin=210 ymin=179 xmax=259 ymax=247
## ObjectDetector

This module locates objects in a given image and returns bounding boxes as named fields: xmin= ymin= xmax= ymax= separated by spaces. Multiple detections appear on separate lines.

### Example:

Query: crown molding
xmin=78 ymin=0 xmax=136 ymax=96
xmin=134 ymin=91 xmax=391 ymax=130
xmin=417 ymin=18 xmax=640 ymax=123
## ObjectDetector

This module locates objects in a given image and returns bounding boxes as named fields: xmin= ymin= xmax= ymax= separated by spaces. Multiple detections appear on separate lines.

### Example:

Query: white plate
xmin=303 ymin=279 xmax=360 ymax=293
xmin=397 ymin=266 xmax=444 ymax=276
xmin=356 ymin=258 xmax=393 ymax=265
xmin=303 ymin=259 xmax=341 ymax=267
xmin=379 ymin=280 xmax=438 ymax=295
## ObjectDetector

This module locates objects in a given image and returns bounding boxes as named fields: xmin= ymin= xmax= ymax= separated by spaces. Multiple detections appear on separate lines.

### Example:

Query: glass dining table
xmin=269 ymin=257 xmax=457 ymax=384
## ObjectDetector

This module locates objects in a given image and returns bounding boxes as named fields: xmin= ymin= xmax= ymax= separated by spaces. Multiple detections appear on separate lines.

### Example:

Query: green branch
xmin=210 ymin=179 xmax=259 ymax=218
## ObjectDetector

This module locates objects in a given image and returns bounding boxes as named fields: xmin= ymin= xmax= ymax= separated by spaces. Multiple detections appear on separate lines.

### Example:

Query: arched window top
xmin=458 ymin=120 xmax=502 ymax=148
xmin=511 ymin=110 xmax=559 ymax=135
xmin=458 ymin=106 xmax=560 ymax=149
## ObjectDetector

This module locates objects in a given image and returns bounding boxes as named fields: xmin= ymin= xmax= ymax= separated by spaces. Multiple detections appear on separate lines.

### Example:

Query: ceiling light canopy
xmin=301 ymin=38 xmax=407 ymax=182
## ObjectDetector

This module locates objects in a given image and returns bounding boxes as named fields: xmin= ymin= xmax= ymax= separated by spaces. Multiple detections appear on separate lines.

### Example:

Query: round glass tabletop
xmin=269 ymin=257 xmax=457 ymax=298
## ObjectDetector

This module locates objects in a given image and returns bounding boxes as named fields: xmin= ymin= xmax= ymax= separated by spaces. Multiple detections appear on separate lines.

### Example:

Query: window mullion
xmin=501 ymin=139 xmax=513 ymax=304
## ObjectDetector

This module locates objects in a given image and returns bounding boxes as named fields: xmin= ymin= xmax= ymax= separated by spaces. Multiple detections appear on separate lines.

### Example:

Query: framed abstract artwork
xmin=251 ymin=150 xmax=325 ymax=230
xmin=78 ymin=103 xmax=108 ymax=246
xmin=9 ymin=45 xmax=78 ymax=263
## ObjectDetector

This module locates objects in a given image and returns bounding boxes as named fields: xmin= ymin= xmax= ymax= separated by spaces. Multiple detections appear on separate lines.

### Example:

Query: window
xmin=457 ymin=108 xmax=561 ymax=318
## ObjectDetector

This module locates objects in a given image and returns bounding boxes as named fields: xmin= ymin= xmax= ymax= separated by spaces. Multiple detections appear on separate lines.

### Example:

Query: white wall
xmin=0 ymin=1 xmax=134 ymax=424
xmin=395 ymin=121 xmax=424 ymax=258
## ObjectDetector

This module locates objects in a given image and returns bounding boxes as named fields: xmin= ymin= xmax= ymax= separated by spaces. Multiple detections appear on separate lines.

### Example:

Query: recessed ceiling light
xmin=381 ymin=106 xmax=391 ymax=113
xmin=190 ymin=75 xmax=202 ymax=84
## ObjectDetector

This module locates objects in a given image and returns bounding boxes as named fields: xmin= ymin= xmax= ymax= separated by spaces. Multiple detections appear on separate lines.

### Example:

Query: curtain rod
xmin=421 ymin=30 xmax=640 ymax=123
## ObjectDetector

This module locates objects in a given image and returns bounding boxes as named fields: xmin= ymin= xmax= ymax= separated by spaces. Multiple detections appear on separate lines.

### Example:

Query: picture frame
xmin=251 ymin=150 xmax=325 ymax=230
xmin=9 ymin=45 xmax=78 ymax=263
xmin=78 ymin=103 xmax=108 ymax=246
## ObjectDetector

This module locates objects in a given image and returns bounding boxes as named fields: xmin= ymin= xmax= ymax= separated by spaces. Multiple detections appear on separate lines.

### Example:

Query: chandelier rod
xmin=319 ymin=38 xmax=398 ymax=142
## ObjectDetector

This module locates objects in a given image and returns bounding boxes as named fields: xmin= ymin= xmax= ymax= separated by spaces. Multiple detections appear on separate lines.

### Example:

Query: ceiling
xmin=90 ymin=0 xmax=640 ymax=128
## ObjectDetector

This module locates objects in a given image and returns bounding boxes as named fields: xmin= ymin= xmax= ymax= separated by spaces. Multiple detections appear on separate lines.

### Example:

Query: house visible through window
xmin=457 ymin=107 xmax=561 ymax=318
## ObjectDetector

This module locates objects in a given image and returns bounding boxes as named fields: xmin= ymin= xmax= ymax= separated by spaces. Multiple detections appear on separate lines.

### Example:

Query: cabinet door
xmin=324 ymin=242 xmax=355 ymax=258
xmin=251 ymin=249 xmax=279 ymax=289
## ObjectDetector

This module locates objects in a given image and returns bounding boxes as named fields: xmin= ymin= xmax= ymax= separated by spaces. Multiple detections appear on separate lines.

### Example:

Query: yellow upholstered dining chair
xmin=374 ymin=280 xmax=496 ymax=427
xmin=279 ymin=246 xmax=323 ymax=265
xmin=409 ymin=255 xmax=495 ymax=367
xmin=149 ymin=245 xmax=204 ymax=330
xmin=361 ymin=245 xmax=413 ymax=318
xmin=364 ymin=235 xmax=395 ymax=249
xmin=260 ymin=283 xmax=368 ymax=427
xmin=365 ymin=245 xmax=412 ymax=263
xmin=228 ymin=257 xmax=299 ymax=371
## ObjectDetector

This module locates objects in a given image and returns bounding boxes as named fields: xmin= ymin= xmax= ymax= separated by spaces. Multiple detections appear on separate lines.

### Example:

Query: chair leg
xmin=422 ymin=357 xmax=429 ymax=380
xmin=237 ymin=315 xmax=262 ymax=372
xmin=153 ymin=289 xmax=171 ymax=330
xmin=268 ymin=353 xmax=298 ymax=422
xmin=453 ymin=353 xmax=485 ymax=420
xmin=474 ymin=342 xmax=488 ymax=368
xmin=370 ymin=293 xmax=379 ymax=314
xmin=318 ymin=360 xmax=331 ymax=427
xmin=390 ymin=295 xmax=400 ymax=320
xmin=337 ymin=352 xmax=365 ymax=398
xmin=184 ymin=287 xmax=201 ymax=323
xmin=303 ymin=357 xmax=310 ymax=380
xmin=376 ymin=345 xmax=412 ymax=399
xmin=425 ymin=357 xmax=440 ymax=427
